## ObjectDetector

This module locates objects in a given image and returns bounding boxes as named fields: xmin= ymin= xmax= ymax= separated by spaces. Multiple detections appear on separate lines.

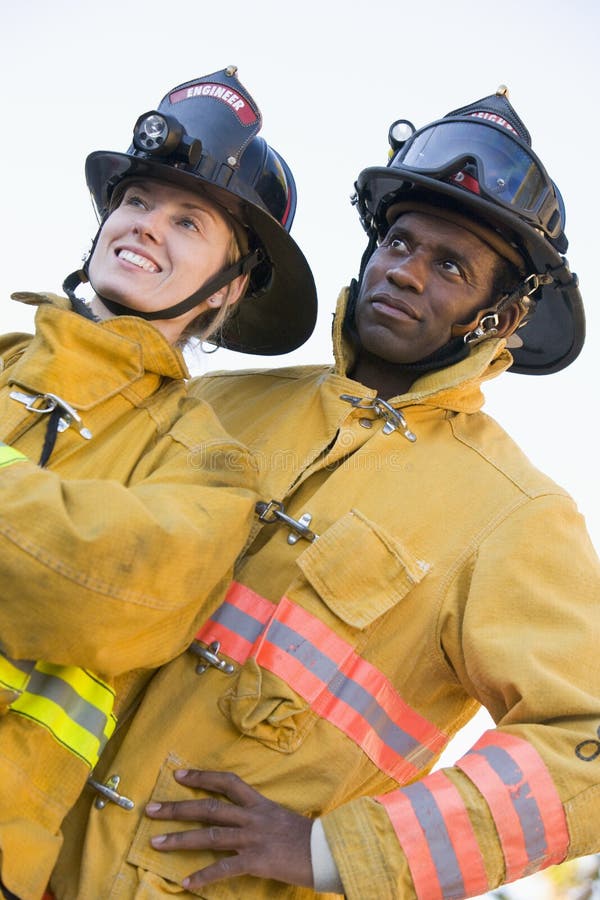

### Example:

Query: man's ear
xmin=495 ymin=301 xmax=527 ymax=339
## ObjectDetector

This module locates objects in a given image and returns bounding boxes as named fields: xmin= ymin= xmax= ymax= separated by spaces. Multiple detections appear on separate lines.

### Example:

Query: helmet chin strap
xmin=400 ymin=275 xmax=551 ymax=375
xmin=450 ymin=272 xmax=552 ymax=346
xmin=341 ymin=259 xmax=554 ymax=380
xmin=63 ymin=248 xmax=263 ymax=322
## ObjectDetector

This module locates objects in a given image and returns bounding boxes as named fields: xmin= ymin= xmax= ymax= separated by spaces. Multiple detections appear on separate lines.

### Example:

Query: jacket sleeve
xmin=320 ymin=492 xmax=600 ymax=899
xmin=0 ymin=404 xmax=258 ymax=678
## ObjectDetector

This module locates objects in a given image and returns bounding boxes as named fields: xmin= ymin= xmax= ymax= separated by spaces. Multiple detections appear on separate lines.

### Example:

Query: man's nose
xmin=386 ymin=254 xmax=426 ymax=292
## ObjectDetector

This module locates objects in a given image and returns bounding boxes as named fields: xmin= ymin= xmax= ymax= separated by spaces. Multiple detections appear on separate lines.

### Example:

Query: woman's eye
xmin=179 ymin=218 xmax=199 ymax=231
xmin=125 ymin=194 xmax=146 ymax=209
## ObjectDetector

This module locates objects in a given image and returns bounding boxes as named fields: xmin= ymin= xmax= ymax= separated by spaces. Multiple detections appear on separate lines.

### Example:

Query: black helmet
xmin=354 ymin=87 xmax=584 ymax=374
xmin=80 ymin=66 xmax=317 ymax=355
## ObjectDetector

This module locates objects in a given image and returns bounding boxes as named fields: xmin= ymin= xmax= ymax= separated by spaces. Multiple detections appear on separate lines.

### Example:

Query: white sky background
xmin=1 ymin=3 xmax=599 ymax=894
xmin=2 ymin=0 xmax=598 ymax=551
xmin=1 ymin=0 xmax=598 ymax=550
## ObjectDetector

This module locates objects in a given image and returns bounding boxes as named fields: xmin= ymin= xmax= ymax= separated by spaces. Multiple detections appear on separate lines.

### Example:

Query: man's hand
xmin=145 ymin=769 xmax=314 ymax=891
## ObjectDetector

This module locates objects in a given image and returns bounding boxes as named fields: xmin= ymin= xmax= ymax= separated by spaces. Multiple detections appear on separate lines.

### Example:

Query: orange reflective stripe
xmin=379 ymin=770 xmax=489 ymax=899
xmin=194 ymin=581 xmax=275 ymax=664
xmin=196 ymin=587 xmax=446 ymax=780
xmin=255 ymin=596 xmax=447 ymax=781
xmin=456 ymin=731 xmax=568 ymax=880
xmin=379 ymin=787 xmax=443 ymax=900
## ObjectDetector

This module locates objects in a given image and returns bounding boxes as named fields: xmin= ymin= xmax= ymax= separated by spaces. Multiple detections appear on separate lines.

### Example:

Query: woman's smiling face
xmin=88 ymin=179 xmax=235 ymax=336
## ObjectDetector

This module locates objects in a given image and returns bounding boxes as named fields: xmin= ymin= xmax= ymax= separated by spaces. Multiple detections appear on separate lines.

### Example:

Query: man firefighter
xmin=0 ymin=67 xmax=315 ymax=900
xmin=50 ymin=87 xmax=599 ymax=900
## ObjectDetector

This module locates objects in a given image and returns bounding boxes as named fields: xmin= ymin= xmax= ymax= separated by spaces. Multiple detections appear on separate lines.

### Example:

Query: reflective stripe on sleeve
xmin=0 ymin=444 xmax=27 ymax=468
xmin=0 ymin=654 xmax=35 ymax=693
xmin=456 ymin=730 xmax=569 ymax=880
xmin=0 ymin=654 xmax=117 ymax=768
xmin=378 ymin=771 xmax=489 ymax=899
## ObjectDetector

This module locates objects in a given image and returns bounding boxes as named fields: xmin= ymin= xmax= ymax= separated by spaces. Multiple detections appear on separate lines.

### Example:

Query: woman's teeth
xmin=117 ymin=249 xmax=159 ymax=272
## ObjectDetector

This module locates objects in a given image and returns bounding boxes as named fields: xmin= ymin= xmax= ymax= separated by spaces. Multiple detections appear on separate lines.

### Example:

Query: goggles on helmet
xmin=391 ymin=118 xmax=564 ymax=243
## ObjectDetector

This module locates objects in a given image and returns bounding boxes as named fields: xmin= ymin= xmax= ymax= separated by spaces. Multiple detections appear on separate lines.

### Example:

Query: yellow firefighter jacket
xmin=51 ymin=289 xmax=600 ymax=900
xmin=0 ymin=293 xmax=258 ymax=900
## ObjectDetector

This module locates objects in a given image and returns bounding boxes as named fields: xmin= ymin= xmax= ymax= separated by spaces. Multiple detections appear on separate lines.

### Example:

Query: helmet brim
xmin=86 ymin=151 xmax=317 ymax=355
xmin=356 ymin=166 xmax=585 ymax=375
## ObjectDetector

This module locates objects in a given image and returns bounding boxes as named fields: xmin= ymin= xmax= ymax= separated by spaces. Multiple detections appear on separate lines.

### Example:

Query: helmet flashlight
xmin=138 ymin=114 xmax=170 ymax=147
xmin=132 ymin=110 xmax=202 ymax=167
xmin=133 ymin=110 xmax=181 ymax=154
xmin=388 ymin=119 xmax=416 ymax=153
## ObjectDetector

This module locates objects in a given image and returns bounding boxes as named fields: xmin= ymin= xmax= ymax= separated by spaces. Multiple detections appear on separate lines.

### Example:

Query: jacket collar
xmin=7 ymin=292 xmax=189 ymax=407
xmin=331 ymin=286 xmax=513 ymax=415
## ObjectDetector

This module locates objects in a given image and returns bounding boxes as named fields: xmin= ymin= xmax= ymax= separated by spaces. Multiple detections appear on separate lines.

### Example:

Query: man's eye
xmin=389 ymin=237 xmax=408 ymax=251
xmin=441 ymin=260 xmax=462 ymax=276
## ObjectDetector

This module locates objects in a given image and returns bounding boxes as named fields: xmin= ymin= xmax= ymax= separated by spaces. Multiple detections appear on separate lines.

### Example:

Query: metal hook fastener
xmin=10 ymin=390 xmax=93 ymax=439
xmin=189 ymin=640 xmax=235 ymax=676
xmin=340 ymin=394 xmax=417 ymax=442
xmin=524 ymin=272 xmax=553 ymax=295
xmin=88 ymin=774 xmax=134 ymax=810
xmin=255 ymin=499 xmax=318 ymax=544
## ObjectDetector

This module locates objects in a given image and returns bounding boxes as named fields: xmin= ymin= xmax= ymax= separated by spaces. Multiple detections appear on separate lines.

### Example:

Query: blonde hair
xmin=180 ymin=220 xmax=246 ymax=345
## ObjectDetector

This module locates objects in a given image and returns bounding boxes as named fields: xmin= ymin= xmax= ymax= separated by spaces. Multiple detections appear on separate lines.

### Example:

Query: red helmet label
xmin=467 ymin=110 xmax=518 ymax=135
xmin=450 ymin=170 xmax=481 ymax=194
xmin=169 ymin=83 xmax=258 ymax=126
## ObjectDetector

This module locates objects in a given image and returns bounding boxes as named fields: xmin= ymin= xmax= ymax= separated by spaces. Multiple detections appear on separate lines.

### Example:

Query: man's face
xmin=88 ymin=179 xmax=233 ymax=319
xmin=354 ymin=211 xmax=501 ymax=365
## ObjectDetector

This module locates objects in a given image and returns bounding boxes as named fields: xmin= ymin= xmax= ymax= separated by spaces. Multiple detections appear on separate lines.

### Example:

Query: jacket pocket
xmin=126 ymin=753 xmax=299 ymax=900
xmin=218 ymin=658 xmax=313 ymax=753
xmin=126 ymin=753 xmax=211 ymax=894
xmin=296 ymin=508 xmax=431 ymax=628
xmin=217 ymin=511 xmax=431 ymax=755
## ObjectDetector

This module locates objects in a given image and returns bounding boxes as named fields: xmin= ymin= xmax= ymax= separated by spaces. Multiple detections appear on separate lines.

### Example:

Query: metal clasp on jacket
xmin=255 ymin=499 xmax=318 ymax=545
xmin=189 ymin=640 xmax=235 ymax=676
xmin=340 ymin=394 xmax=417 ymax=441
xmin=87 ymin=774 xmax=134 ymax=810
xmin=10 ymin=390 xmax=93 ymax=440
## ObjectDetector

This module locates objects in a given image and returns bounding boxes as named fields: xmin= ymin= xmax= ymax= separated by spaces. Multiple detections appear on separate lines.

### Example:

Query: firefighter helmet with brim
xmin=82 ymin=67 xmax=317 ymax=355
xmin=354 ymin=88 xmax=584 ymax=375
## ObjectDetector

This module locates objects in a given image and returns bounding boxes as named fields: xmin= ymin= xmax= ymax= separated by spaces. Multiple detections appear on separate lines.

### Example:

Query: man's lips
xmin=115 ymin=247 xmax=161 ymax=273
xmin=369 ymin=292 xmax=421 ymax=321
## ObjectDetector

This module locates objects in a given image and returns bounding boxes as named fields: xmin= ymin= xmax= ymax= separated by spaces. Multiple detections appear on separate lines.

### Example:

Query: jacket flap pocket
xmin=127 ymin=753 xmax=286 ymax=898
xmin=218 ymin=657 xmax=313 ymax=753
xmin=296 ymin=509 xmax=430 ymax=629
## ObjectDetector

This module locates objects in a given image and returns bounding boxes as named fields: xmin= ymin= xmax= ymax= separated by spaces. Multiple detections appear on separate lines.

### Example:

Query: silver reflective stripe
xmin=403 ymin=781 xmax=465 ymax=899
xmin=1 ymin=654 xmax=117 ymax=768
xmin=26 ymin=667 xmax=112 ymax=738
